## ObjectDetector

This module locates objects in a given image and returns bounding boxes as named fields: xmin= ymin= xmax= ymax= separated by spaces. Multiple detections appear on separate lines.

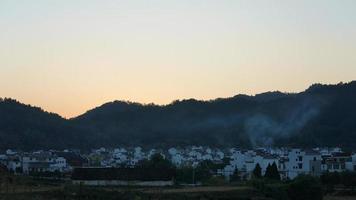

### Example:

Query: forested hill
xmin=1 ymin=81 xmax=356 ymax=150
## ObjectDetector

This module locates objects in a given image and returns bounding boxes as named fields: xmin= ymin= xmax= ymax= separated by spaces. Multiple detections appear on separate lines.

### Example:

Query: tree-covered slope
xmin=1 ymin=81 xmax=355 ymax=150
xmin=0 ymin=99 xmax=81 ymax=150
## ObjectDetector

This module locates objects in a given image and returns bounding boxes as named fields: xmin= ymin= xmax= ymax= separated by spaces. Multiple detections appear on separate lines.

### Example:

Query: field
xmin=2 ymin=185 xmax=356 ymax=200
xmin=0 ymin=182 xmax=267 ymax=200
xmin=1 ymin=176 xmax=356 ymax=200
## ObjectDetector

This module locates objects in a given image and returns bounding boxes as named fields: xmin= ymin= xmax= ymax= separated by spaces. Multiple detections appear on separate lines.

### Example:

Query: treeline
xmin=249 ymin=170 xmax=356 ymax=200
xmin=321 ymin=171 xmax=356 ymax=192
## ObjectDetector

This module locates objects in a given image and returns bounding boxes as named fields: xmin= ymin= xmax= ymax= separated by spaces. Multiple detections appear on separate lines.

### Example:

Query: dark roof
xmin=332 ymin=152 xmax=351 ymax=157
xmin=71 ymin=167 xmax=175 ymax=181
xmin=305 ymin=149 xmax=320 ymax=155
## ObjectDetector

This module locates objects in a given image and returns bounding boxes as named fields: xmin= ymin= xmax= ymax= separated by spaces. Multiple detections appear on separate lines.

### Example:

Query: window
xmin=333 ymin=164 xmax=339 ymax=169
xmin=313 ymin=157 xmax=317 ymax=161
xmin=298 ymin=156 xmax=303 ymax=161
xmin=298 ymin=163 xmax=303 ymax=169
xmin=327 ymin=164 xmax=332 ymax=169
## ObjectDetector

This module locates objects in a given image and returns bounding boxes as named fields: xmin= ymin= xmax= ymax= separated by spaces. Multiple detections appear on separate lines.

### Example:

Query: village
xmin=1 ymin=146 xmax=356 ymax=185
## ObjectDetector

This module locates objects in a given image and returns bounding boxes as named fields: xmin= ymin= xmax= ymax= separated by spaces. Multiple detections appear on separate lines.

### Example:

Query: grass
xmin=0 ymin=183 xmax=265 ymax=200
xmin=1 ymin=176 xmax=356 ymax=200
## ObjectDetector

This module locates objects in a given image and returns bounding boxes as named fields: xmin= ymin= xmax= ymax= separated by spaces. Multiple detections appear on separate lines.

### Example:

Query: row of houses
xmin=219 ymin=148 xmax=356 ymax=180
xmin=1 ymin=147 xmax=356 ymax=182
xmin=89 ymin=146 xmax=225 ymax=168
xmin=0 ymin=150 xmax=88 ymax=174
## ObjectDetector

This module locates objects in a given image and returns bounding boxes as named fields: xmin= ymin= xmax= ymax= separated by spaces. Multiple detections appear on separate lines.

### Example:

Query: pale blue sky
xmin=0 ymin=0 xmax=355 ymax=117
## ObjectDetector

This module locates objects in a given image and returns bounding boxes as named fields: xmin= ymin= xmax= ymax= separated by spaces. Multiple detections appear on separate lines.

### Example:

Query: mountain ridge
xmin=1 ymin=81 xmax=356 ymax=150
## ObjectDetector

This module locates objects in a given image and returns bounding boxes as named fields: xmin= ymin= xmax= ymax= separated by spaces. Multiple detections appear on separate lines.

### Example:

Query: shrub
xmin=287 ymin=175 xmax=323 ymax=200
xmin=204 ymin=176 xmax=227 ymax=186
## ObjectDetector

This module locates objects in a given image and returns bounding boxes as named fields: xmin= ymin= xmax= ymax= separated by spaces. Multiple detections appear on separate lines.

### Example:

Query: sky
xmin=0 ymin=0 xmax=356 ymax=118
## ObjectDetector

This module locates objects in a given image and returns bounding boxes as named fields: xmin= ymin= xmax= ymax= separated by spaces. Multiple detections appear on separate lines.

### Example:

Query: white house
xmin=346 ymin=154 xmax=356 ymax=171
xmin=22 ymin=152 xmax=67 ymax=174
xmin=6 ymin=156 xmax=22 ymax=173
xmin=286 ymin=149 xmax=322 ymax=179
xmin=321 ymin=152 xmax=351 ymax=173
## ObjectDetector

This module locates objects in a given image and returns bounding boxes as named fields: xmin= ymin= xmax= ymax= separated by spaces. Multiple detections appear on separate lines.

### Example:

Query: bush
xmin=287 ymin=175 xmax=323 ymax=200
xmin=250 ymin=179 xmax=266 ymax=191
xmin=321 ymin=171 xmax=341 ymax=193
xmin=204 ymin=176 xmax=227 ymax=186
xmin=263 ymin=183 xmax=288 ymax=200
xmin=340 ymin=171 xmax=356 ymax=189
xmin=250 ymin=179 xmax=288 ymax=200
xmin=175 ymin=167 xmax=194 ymax=183
xmin=230 ymin=168 xmax=241 ymax=182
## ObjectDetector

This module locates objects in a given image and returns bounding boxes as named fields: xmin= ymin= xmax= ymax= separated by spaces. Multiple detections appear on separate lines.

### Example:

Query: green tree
xmin=195 ymin=161 xmax=213 ymax=183
xmin=264 ymin=164 xmax=271 ymax=176
xmin=141 ymin=153 xmax=174 ymax=169
xmin=321 ymin=171 xmax=340 ymax=193
xmin=230 ymin=168 xmax=240 ymax=182
xmin=253 ymin=163 xmax=262 ymax=179
xmin=340 ymin=171 xmax=356 ymax=189
xmin=287 ymin=175 xmax=323 ymax=200
xmin=265 ymin=162 xmax=280 ymax=180
xmin=175 ymin=167 xmax=194 ymax=183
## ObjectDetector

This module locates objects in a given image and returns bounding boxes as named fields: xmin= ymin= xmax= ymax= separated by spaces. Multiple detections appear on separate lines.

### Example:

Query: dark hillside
xmin=1 ymin=81 xmax=355 ymax=150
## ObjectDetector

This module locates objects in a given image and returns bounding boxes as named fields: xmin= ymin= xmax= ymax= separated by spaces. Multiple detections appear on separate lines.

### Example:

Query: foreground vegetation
xmin=1 ymin=172 xmax=356 ymax=200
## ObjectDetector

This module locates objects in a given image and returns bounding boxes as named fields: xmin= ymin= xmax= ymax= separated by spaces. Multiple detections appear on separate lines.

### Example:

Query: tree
xmin=264 ymin=164 xmax=271 ymax=178
xmin=253 ymin=163 xmax=262 ymax=179
xmin=265 ymin=162 xmax=280 ymax=180
xmin=287 ymin=175 xmax=323 ymax=200
xmin=321 ymin=171 xmax=341 ymax=193
xmin=340 ymin=171 xmax=356 ymax=189
xmin=15 ymin=167 xmax=23 ymax=174
xmin=195 ymin=161 xmax=213 ymax=183
xmin=140 ymin=153 xmax=174 ymax=169
xmin=175 ymin=167 xmax=194 ymax=183
xmin=230 ymin=168 xmax=240 ymax=182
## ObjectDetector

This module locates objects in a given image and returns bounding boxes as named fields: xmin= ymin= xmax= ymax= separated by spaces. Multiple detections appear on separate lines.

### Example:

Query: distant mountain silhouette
xmin=1 ymin=81 xmax=356 ymax=150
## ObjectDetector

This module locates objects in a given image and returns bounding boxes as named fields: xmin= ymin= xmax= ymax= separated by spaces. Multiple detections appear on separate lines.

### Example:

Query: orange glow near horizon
xmin=1 ymin=1 xmax=356 ymax=118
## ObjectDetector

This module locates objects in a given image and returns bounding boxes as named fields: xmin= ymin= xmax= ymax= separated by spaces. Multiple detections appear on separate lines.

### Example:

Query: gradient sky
xmin=1 ymin=0 xmax=356 ymax=118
